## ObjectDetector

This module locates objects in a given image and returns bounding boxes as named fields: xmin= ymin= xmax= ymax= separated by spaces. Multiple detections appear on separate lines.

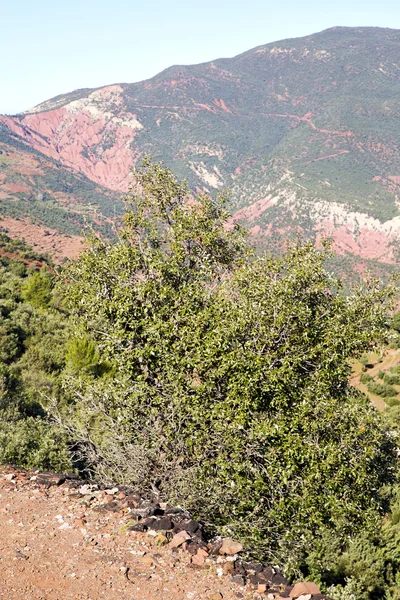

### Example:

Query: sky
xmin=1 ymin=0 xmax=400 ymax=115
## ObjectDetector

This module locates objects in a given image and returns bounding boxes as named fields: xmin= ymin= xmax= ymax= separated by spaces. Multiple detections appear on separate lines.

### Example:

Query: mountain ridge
xmin=2 ymin=26 xmax=400 ymax=266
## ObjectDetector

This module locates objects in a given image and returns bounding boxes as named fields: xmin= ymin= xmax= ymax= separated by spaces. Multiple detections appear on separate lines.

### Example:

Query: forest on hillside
xmin=2 ymin=161 xmax=400 ymax=599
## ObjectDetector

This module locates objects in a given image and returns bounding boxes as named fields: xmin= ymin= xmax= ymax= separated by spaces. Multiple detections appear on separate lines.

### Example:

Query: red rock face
xmin=316 ymin=223 xmax=398 ymax=263
xmin=2 ymin=86 xmax=142 ymax=192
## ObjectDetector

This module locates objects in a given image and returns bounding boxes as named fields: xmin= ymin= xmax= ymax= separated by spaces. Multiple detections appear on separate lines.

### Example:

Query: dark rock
xmin=186 ymin=541 xmax=201 ymax=555
xmin=208 ymin=539 xmax=223 ymax=555
xmin=233 ymin=561 xmax=246 ymax=576
xmin=152 ymin=518 xmax=173 ymax=531
xmin=182 ymin=519 xmax=200 ymax=534
xmin=242 ymin=561 xmax=263 ymax=574
xmin=271 ymin=571 xmax=290 ymax=586
xmin=36 ymin=473 xmax=65 ymax=487
xmin=165 ymin=505 xmax=186 ymax=516
xmin=153 ymin=506 xmax=165 ymax=516
xmin=128 ymin=522 xmax=149 ymax=532
xmin=64 ymin=472 xmax=81 ymax=480
xmin=231 ymin=575 xmax=246 ymax=586
xmin=141 ymin=517 xmax=156 ymax=528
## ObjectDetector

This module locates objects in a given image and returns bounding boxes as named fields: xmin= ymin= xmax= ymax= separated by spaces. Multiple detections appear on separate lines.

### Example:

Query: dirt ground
xmin=0 ymin=467 xmax=258 ymax=600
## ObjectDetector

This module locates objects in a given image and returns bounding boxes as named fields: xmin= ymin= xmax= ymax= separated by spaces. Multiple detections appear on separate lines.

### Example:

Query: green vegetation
xmin=1 ymin=161 xmax=400 ymax=598
xmin=58 ymin=161 xmax=398 ymax=594
xmin=0 ymin=234 xmax=71 ymax=471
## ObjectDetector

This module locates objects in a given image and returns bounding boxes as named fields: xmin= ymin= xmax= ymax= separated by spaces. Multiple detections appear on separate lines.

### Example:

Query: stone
xmin=208 ymin=539 xmax=223 ymax=555
xmin=191 ymin=550 xmax=206 ymax=566
xmin=153 ymin=533 xmax=169 ymax=546
xmin=296 ymin=595 xmax=312 ymax=600
xmin=219 ymin=538 xmax=243 ymax=555
xmin=257 ymin=584 xmax=267 ymax=594
xmin=181 ymin=519 xmax=200 ymax=534
xmin=242 ymin=561 xmax=263 ymax=574
xmin=36 ymin=473 xmax=65 ymax=487
xmin=128 ymin=522 xmax=148 ymax=532
xmin=169 ymin=530 xmax=191 ymax=548
xmin=231 ymin=574 xmax=246 ymax=586
xmin=104 ymin=487 xmax=119 ymax=495
xmin=209 ymin=594 xmax=223 ymax=600
xmin=152 ymin=517 xmax=173 ymax=531
xmin=290 ymin=582 xmax=321 ymax=598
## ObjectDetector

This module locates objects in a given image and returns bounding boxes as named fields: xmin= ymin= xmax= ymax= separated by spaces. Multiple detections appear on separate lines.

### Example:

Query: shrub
xmin=59 ymin=159 xmax=398 ymax=574
xmin=384 ymin=373 xmax=400 ymax=386
xmin=385 ymin=397 xmax=400 ymax=407
xmin=360 ymin=373 xmax=373 ymax=384
xmin=0 ymin=416 xmax=71 ymax=472
xmin=21 ymin=270 xmax=52 ymax=308
xmin=367 ymin=381 xmax=397 ymax=398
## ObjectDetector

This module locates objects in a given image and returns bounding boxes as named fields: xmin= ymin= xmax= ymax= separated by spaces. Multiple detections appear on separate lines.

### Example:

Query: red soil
xmin=0 ymin=218 xmax=84 ymax=263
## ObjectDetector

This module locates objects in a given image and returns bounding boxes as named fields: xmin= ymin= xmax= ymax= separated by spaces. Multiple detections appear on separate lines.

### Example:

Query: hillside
xmin=2 ymin=26 xmax=400 ymax=264
xmin=0 ymin=121 xmax=121 ymax=259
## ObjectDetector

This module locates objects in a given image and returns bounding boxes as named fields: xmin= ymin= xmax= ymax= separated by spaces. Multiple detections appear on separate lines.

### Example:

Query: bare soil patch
xmin=0 ymin=217 xmax=84 ymax=263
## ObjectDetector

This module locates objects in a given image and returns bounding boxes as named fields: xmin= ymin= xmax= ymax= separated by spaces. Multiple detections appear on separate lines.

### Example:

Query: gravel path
xmin=0 ymin=467 xmax=255 ymax=600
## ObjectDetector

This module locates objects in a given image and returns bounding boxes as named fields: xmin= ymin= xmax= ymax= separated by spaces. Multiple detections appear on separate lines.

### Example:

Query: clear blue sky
xmin=1 ymin=0 xmax=400 ymax=114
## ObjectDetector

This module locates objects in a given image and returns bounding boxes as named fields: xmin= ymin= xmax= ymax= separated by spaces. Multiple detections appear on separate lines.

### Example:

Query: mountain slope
xmin=2 ymin=26 xmax=400 ymax=264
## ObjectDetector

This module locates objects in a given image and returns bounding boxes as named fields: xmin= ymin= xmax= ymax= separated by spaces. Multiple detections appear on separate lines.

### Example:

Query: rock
xmin=181 ymin=519 xmax=200 ymax=534
xmin=209 ymin=594 xmax=223 ymax=600
xmin=257 ymin=584 xmax=267 ymax=594
xmin=290 ymin=582 xmax=321 ymax=598
xmin=242 ymin=561 xmax=263 ymax=574
xmin=296 ymin=595 xmax=312 ymax=600
xmin=36 ymin=473 xmax=66 ymax=487
xmin=104 ymin=487 xmax=119 ymax=495
xmin=146 ymin=529 xmax=158 ymax=537
xmin=128 ymin=522 xmax=149 ymax=532
xmin=4 ymin=473 xmax=15 ymax=481
xmin=191 ymin=550 xmax=206 ymax=566
xmin=153 ymin=533 xmax=169 ymax=546
xmin=231 ymin=574 xmax=246 ymax=586
xmin=219 ymin=538 xmax=243 ymax=555
xmin=141 ymin=517 xmax=156 ymax=528
xmin=152 ymin=517 xmax=173 ymax=531
xmin=169 ymin=530 xmax=191 ymax=548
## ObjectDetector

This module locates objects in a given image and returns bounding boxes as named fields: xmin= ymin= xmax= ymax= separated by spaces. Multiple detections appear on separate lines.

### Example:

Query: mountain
xmin=2 ymin=26 xmax=400 ymax=265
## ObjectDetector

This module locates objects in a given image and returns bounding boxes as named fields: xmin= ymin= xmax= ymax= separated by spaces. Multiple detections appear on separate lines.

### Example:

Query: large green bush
xmin=61 ymin=159 xmax=398 ymax=574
